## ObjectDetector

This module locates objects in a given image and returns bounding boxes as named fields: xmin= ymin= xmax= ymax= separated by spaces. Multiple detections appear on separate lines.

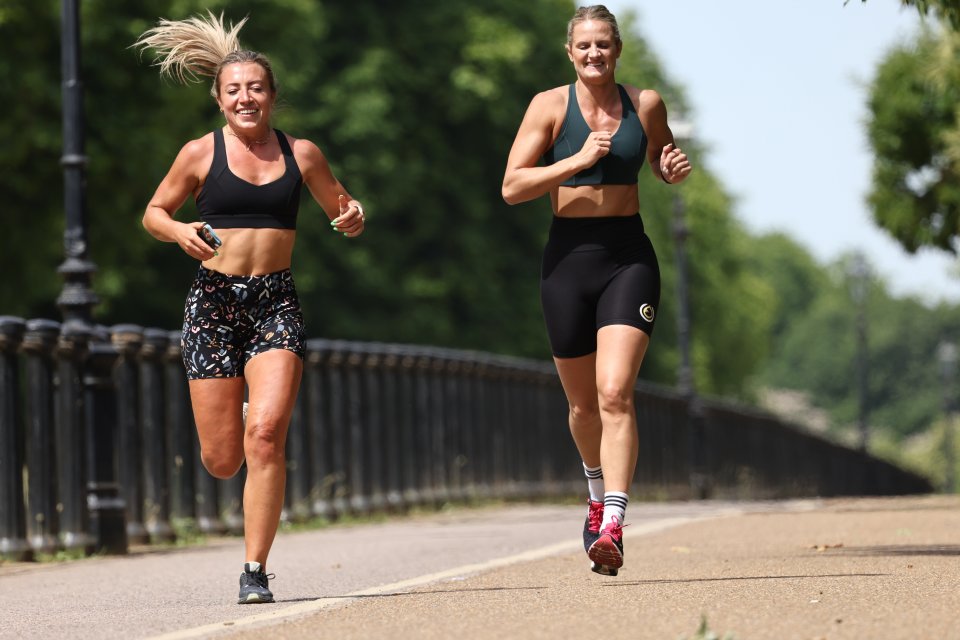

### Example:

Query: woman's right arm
xmin=142 ymin=138 xmax=217 ymax=261
xmin=501 ymin=89 xmax=611 ymax=205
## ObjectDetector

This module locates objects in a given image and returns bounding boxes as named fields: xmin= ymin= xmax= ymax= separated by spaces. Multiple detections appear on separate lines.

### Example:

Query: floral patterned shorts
xmin=181 ymin=267 xmax=305 ymax=380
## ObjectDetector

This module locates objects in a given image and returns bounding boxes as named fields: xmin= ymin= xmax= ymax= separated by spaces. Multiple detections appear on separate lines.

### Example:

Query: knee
xmin=201 ymin=449 xmax=243 ymax=479
xmin=597 ymin=383 xmax=634 ymax=416
xmin=244 ymin=419 xmax=287 ymax=466
xmin=569 ymin=400 xmax=600 ymax=425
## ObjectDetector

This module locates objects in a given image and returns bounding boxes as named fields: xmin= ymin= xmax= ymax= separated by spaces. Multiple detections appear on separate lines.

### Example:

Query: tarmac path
xmin=3 ymin=496 xmax=958 ymax=639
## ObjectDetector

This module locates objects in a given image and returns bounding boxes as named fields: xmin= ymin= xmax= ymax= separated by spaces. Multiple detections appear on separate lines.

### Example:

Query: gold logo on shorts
xmin=639 ymin=304 xmax=655 ymax=322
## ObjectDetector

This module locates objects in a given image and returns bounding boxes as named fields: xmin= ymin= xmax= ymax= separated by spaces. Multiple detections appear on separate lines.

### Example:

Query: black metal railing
xmin=0 ymin=317 xmax=933 ymax=561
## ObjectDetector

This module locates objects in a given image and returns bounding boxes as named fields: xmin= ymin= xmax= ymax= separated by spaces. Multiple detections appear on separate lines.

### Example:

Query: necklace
xmin=227 ymin=130 xmax=271 ymax=151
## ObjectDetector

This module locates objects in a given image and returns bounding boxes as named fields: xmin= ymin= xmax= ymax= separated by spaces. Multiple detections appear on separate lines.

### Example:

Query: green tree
xmin=0 ymin=0 xmax=805 ymax=400
xmin=745 ymin=232 xmax=830 ymax=343
xmin=758 ymin=250 xmax=960 ymax=440
xmin=865 ymin=29 xmax=960 ymax=253
xmin=854 ymin=0 xmax=960 ymax=30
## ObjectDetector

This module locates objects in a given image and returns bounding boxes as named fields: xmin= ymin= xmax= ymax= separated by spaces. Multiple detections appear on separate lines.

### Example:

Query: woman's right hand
xmin=177 ymin=221 xmax=218 ymax=261
xmin=575 ymin=130 xmax=612 ymax=170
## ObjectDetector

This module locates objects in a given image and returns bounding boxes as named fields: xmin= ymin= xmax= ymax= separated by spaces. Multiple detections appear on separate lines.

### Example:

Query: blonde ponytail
xmin=134 ymin=11 xmax=275 ymax=98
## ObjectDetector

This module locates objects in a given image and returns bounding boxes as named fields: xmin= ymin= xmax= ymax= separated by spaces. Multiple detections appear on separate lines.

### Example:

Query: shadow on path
xmin=600 ymin=573 xmax=887 ymax=587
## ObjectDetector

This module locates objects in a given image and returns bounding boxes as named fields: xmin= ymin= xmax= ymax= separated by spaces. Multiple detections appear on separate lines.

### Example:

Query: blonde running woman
xmin=135 ymin=12 xmax=365 ymax=603
xmin=502 ymin=4 xmax=691 ymax=576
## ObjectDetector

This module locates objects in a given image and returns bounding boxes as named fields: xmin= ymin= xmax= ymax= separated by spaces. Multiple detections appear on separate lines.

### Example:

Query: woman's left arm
xmin=293 ymin=135 xmax=365 ymax=238
xmin=635 ymin=88 xmax=692 ymax=186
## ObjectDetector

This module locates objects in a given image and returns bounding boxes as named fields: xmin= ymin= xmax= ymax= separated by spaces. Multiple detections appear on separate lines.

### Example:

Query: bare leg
xmin=240 ymin=349 xmax=302 ymax=568
xmin=189 ymin=377 xmax=247 ymax=479
xmin=553 ymin=351 xmax=602 ymax=468
xmin=594 ymin=325 xmax=649 ymax=493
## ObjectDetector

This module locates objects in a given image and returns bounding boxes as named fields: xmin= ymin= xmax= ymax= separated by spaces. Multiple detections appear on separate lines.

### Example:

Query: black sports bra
xmin=542 ymin=84 xmax=648 ymax=186
xmin=196 ymin=128 xmax=303 ymax=230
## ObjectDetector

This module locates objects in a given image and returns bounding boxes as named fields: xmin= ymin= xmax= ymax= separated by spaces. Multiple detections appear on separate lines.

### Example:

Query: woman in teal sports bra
xmin=501 ymin=4 xmax=691 ymax=577
xmin=135 ymin=12 xmax=365 ymax=604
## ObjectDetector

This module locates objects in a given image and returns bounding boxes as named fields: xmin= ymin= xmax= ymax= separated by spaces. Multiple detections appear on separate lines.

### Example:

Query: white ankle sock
xmin=601 ymin=491 xmax=628 ymax=528
xmin=583 ymin=463 xmax=604 ymax=502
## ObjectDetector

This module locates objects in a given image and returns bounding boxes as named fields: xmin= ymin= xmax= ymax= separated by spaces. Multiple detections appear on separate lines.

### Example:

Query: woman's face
xmin=216 ymin=62 xmax=275 ymax=131
xmin=567 ymin=20 xmax=621 ymax=81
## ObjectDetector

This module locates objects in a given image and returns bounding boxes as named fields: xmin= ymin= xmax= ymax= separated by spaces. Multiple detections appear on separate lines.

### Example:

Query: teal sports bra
xmin=542 ymin=84 xmax=647 ymax=186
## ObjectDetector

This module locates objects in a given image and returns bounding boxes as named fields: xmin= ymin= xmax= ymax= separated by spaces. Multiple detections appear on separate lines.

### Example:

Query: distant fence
xmin=0 ymin=316 xmax=933 ymax=560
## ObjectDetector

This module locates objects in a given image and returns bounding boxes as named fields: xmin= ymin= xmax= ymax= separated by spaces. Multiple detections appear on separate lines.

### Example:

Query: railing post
xmin=218 ymin=471 xmax=245 ymax=536
xmin=193 ymin=438 xmax=225 ymax=536
xmin=381 ymin=344 xmax=405 ymax=511
xmin=457 ymin=357 xmax=477 ymax=501
xmin=398 ymin=347 xmax=421 ymax=507
xmin=165 ymin=331 xmax=195 ymax=526
xmin=305 ymin=339 xmax=334 ymax=519
xmin=111 ymin=324 xmax=148 ymax=544
xmin=140 ymin=328 xmax=174 ymax=542
xmin=0 ymin=317 xmax=28 ymax=560
xmin=429 ymin=349 xmax=450 ymax=505
xmin=345 ymin=342 xmax=370 ymax=515
xmin=490 ymin=357 xmax=509 ymax=496
xmin=528 ymin=362 xmax=551 ymax=497
xmin=22 ymin=319 xmax=60 ymax=555
xmin=363 ymin=344 xmax=387 ymax=512
xmin=539 ymin=364 xmax=566 ymax=495
xmin=501 ymin=359 xmax=523 ymax=499
xmin=326 ymin=340 xmax=350 ymax=516
xmin=688 ymin=397 xmax=709 ymax=499
xmin=442 ymin=352 xmax=465 ymax=503
xmin=414 ymin=350 xmax=436 ymax=505
xmin=471 ymin=354 xmax=492 ymax=500
xmin=55 ymin=321 xmax=94 ymax=553
xmin=524 ymin=362 xmax=541 ymax=496
xmin=284 ymin=373 xmax=311 ymax=524
xmin=83 ymin=327 xmax=127 ymax=555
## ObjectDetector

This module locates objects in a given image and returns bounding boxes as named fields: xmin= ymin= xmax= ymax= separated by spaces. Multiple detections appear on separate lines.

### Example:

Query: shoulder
xmin=630 ymin=86 xmax=664 ymax=114
xmin=284 ymin=133 xmax=329 ymax=174
xmin=178 ymin=132 xmax=214 ymax=159
xmin=621 ymin=86 xmax=666 ymax=128
xmin=168 ymin=132 xmax=214 ymax=175
xmin=521 ymin=85 xmax=569 ymax=129
xmin=530 ymin=85 xmax=568 ymax=112
xmin=618 ymin=84 xmax=661 ymax=104
xmin=283 ymin=132 xmax=320 ymax=157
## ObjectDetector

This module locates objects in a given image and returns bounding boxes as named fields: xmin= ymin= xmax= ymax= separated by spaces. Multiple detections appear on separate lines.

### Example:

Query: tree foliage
xmin=0 ymin=0 xmax=775 ymax=396
xmin=865 ymin=29 xmax=960 ymax=253
xmin=758 ymin=250 xmax=960 ymax=440
xmin=8 ymin=0 xmax=960 ymax=433
xmin=854 ymin=0 xmax=960 ymax=30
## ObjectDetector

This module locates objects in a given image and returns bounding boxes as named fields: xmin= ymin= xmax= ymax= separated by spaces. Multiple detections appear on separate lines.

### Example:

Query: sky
xmin=603 ymin=0 xmax=960 ymax=304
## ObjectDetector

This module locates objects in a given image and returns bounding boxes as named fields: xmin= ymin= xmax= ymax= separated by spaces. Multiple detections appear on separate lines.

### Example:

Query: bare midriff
xmin=200 ymin=227 xmax=297 ymax=276
xmin=551 ymin=183 xmax=640 ymax=218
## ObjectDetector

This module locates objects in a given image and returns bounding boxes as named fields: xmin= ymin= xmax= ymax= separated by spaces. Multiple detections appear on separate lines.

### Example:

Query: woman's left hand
xmin=331 ymin=195 xmax=366 ymax=238
xmin=660 ymin=143 xmax=692 ymax=185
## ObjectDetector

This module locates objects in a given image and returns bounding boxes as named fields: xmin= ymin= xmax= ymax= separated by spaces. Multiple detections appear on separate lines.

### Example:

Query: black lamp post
xmin=56 ymin=0 xmax=127 ymax=554
xmin=57 ymin=0 xmax=98 ymax=325
xmin=670 ymin=116 xmax=706 ymax=497
xmin=671 ymin=117 xmax=695 ymax=399
xmin=847 ymin=252 xmax=870 ymax=453
xmin=937 ymin=340 xmax=957 ymax=493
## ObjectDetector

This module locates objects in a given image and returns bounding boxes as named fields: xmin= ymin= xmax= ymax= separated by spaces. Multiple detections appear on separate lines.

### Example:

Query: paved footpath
xmin=3 ymin=495 xmax=959 ymax=640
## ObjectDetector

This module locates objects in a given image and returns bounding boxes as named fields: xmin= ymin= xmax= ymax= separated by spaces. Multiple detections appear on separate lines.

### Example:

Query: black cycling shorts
xmin=540 ymin=214 xmax=660 ymax=359
xmin=181 ymin=267 xmax=306 ymax=380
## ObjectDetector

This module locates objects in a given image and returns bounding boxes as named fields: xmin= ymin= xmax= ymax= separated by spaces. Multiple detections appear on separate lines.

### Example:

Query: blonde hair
xmin=133 ymin=11 xmax=277 ymax=98
xmin=567 ymin=5 xmax=622 ymax=47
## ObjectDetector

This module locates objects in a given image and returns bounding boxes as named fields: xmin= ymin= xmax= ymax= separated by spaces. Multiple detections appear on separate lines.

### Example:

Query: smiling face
xmin=566 ymin=19 xmax=622 ymax=82
xmin=215 ymin=61 xmax=276 ymax=132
